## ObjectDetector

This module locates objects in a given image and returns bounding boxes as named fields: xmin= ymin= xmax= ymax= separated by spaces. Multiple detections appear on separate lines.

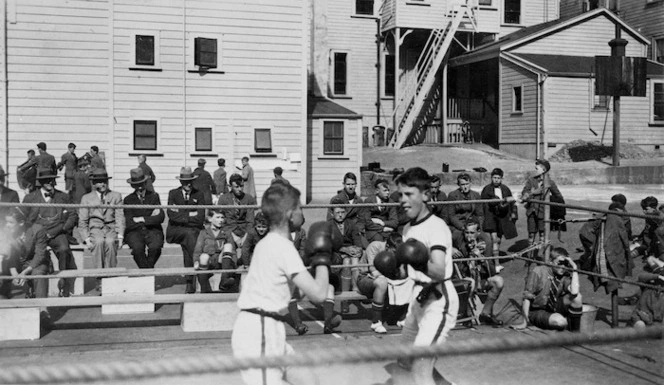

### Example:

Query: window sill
xmin=129 ymin=66 xmax=163 ymax=72
xmin=648 ymin=122 xmax=664 ymax=127
xmin=381 ymin=96 xmax=395 ymax=100
xmin=350 ymin=14 xmax=378 ymax=19
xmin=330 ymin=95 xmax=353 ymax=99
xmin=190 ymin=153 xmax=218 ymax=157
xmin=406 ymin=1 xmax=431 ymax=6
xmin=249 ymin=153 xmax=278 ymax=158
xmin=129 ymin=152 xmax=164 ymax=157
xmin=187 ymin=68 xmax=225 ymax=74
xmin=501 ymin=23 xmax=525 ymax=27
xmin=318 ymin=156 xmax=349 ymax=160
xmin=479 ymin=6 xmax=499 ymax=11
xmin=510 ymin=111 xmax=523 ymax=116
xmin=592 ymin=107 xmax=610 ymax=112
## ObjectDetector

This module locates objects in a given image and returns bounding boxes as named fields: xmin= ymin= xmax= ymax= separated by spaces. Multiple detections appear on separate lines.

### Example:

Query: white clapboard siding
xmin=512 ymin=16 xmax=645 ymax=58
xmin=499 ymin=59 xmax=538 ymax=143
xmin=620 ymin=0 xmax=664 ymax=59
xmin=5 ymin=0 xmax=110 ymax=186
xmin=308 ymin=118 xmax=362 ymax=202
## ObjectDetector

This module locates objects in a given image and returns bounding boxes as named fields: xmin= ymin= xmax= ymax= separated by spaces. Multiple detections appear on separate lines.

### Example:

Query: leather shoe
xmin=294 ymin=323 xmax=308 ymax=335
xmin=185 ymin=283 xmax=196 ymax=294
xmin=479 ymin=313 xmax=503 ymax=327
xmin=57 ymin=279 xmax=70 ymax=298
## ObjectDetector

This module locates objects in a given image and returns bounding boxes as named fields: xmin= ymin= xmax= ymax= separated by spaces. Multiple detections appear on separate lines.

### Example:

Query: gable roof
xmin=308 ymin=96 xmax=362 ymax=119
xmin=450 ymin=8 xmax=649 ymax=67
xmin=507 ymin=53 xmax=664 ymax=78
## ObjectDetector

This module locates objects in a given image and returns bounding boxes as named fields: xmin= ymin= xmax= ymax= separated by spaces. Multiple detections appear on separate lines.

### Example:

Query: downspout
xmin=540 ymin=74 xmax=548 ymax=158
xmin=376 ymin=18 xmax=381 ymax=126
xmin=2 ymin=0 xmax=7 ymax=182
xmin=536 ymin=73 xmax=540 ymax=159
xmin=182 ymin=1 xmax=187 ymax=164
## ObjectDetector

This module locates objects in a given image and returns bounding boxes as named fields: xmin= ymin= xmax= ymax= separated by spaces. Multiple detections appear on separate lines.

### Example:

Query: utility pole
xmin=609 ymin=26 xmax=627 ymax=167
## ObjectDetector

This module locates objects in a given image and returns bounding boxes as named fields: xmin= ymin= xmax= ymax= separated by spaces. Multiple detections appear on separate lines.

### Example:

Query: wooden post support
xmin=543 ymin=173 xmax=551 ymax=263
xmin=611 ymin=290 xmax=619 ymax=328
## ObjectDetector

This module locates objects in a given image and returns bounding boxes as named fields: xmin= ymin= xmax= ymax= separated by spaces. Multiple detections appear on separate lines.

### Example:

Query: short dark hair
xmin=395 ymin=167 xmax=430 ymax=193
xmin=242 ymin=156 xmax=249 ymax=162
xmin=611 ymin=194 xmax=627 ymax=206
xmin=217 ymin=158 xmax=226 ymax=167
xmin=491 ymin=168 xmax=504 ymax=177
xmin=27 ymin=149 xmax=35 ymax=156
xmin=385 ymin=232 xmax=403 ymax=250
xmin=229 ymin=173 xmax=243 ymax=186
xmin=343 ymin=172 xmax=357 ymax=183
xmin=254 ymin=211 xmax=268 ymax=226
xmin=37 ymin=142 xmax=46 ymax=151
xmin=550 ymin=247 xmax=569 ymax=259
xmin=262 ymin=182 xmax=301 ymax=227
xmin=430 ymin=175 xmax=441 ymax=184
xmin=68 ymin=143 xmax=76 ymax=149
xmin=207 ymin=208 xmax=226 ymax=217
xmin=608 ymin=202 xmax=625 ymax=212
xmin=374 ymin=178 xmax=389 ymax=190
xmin=91 ymin=146 xmax=99 ymax=153
xmin=641 ymin=196 xmax=658 ymax=209
xmin=463 ymin=217 xmax=481 ymax=230
xmin=391 ymin=168 xmax=405 ymax=181
xmin=273 ymin=166 xmax=283 ymax=176
xmin=457 ymin=173 xmax=471 ymax=183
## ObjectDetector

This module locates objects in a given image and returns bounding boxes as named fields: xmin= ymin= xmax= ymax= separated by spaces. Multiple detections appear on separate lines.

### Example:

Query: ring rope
xmin=525 ymin=198 xmax=660 ymax=221
xmin=0 ymin=325 xmax=660 ymax=384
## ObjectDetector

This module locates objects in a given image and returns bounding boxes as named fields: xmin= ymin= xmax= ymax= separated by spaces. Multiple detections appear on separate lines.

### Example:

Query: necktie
xmin=547 ymin=276 xmax=561 ymax=311
xmin=185 ymin=192 xmax=190 ymax=204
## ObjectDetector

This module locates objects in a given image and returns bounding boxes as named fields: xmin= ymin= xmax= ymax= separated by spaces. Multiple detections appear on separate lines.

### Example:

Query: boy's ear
xmin=423 ymin=188 xmax=432 ymax=202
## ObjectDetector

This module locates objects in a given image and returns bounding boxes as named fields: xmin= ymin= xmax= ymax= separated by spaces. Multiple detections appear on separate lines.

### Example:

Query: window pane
xmin=478 ymin=0 xmax=492 ymax=5
xmin=255 ymin=128 xmax=272 ymax=152
xmin=324 ymin=122 xmax=344 ymax=155
xmin=195 ymin=127 xmax=212 ymax=151
xmin=195 ymin=37 xmax=218 ymax=68
xmin=656 ymin=38 xmax=664 ymax=63
xmin=334 ymin=53 xmax=347 ymax=95
xmin=654 ymin=83 xmax=664 ymax=121
xmin=134 ymin=120 xmax=157 ymax=150
xmin=504 ymin=0 xmax=520 ymax=24
xmin=356 ymin=0 xmax=374 ymax=15
xmin=513 ymin=86 xmax=522 ymax=112
xmin=136 ymin=35 xmax=155 ymax=66
xmin=384 ymin=54 xmax=395 ymax=96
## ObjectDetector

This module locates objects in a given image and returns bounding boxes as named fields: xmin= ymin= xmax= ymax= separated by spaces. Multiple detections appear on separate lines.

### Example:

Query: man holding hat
xmin=57 ymin=143 xmax=78 ymax=193
xmin=22 ymin=167 xmax=78 ymax=297
xmin=123 ymin=168 xmax=165 ymax=269
xmin=192 ymin=158 xmax=216 ymax=205
xmin=0 ymin=165 xmax=20 ymax=227
xmin=166 ymin=167 xmax=206 ymax=293
xmin=79 ymin=169 xmax=125 ymax=271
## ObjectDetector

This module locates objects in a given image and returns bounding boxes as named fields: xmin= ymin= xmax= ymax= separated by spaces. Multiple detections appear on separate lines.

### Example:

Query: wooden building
xmin=449 ymin=8 xmax=664 ymax=159
xmin=0 ymin=0 xmax=307 ymax=201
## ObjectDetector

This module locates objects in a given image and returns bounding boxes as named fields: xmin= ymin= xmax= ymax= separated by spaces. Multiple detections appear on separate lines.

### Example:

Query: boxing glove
xmin=304 ymin=221 xmax=335 ymax=269
xmin=307 ymin=221 xmax=343 ymax=252
xmin=396 ymin=239 xmax=429 ymax=273
xmin=373 ymin=250 xmax=401 ymax=280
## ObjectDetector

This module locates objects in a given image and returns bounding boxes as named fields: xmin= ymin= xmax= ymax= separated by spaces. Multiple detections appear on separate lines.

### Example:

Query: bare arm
xmin=427 ymin=248 xmax=448 ymax=282
xmin=291 ymin=266 xmax=329 ymax=304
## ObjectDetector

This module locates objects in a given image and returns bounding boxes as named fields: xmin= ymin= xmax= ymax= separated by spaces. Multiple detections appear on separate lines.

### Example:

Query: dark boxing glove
xmin=396 ymin=239 xmax=429 ymax=273
xmin=306 ymin=221 xmax=343 ymax=252
xmin=304 ymin=221 xmax=335 ymax=269
xmin=373 ymin=250 xmax=401 ymax=280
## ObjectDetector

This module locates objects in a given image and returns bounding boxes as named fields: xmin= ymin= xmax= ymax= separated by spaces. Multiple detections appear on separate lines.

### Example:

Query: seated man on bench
xmin=452 ymin=218 xmax=504 ymax=326
xmin=356 ymin=232 xmax=404 ymax=334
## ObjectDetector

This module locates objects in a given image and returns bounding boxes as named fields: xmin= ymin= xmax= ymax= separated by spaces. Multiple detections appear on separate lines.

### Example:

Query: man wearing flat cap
xmin=57 ymin=143 xmax=77 ymax=193
xmin=123 ymin=168 xmax=165 ymax=269
xmin=79 ymin=170 xmax=125 ymax=272
xmin=22 ymin=167 xmax=78 ymax=297
xmin=166 ymin=167 xmax=206 ymax=293
xmin=192 ymin=158 xmax=216 ymax=205
xmin=0 ymin=165 xmax=20 ymax=227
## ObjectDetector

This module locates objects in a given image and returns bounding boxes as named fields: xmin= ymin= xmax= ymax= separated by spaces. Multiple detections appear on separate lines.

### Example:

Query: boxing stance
xmin=375 ymin=167 xmax=458 ymax=385
xmin=231 ymin=182 xmax=333 ymax=385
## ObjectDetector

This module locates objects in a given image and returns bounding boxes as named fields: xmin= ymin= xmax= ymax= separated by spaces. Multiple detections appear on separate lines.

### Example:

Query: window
xmin=654 ymin=38 xmax=664 ymax=63
xmin=355 ymin=0 xmax=374 ymax=15
xmin=384 ymin=53 xmax=395 ymax=97
xmin=323 ymin=121 xmax=344 ymax=155
xmin=512 ymin=86 xmax=523 ymax=113
xmin=653 ymin=81 xmax=664 ymax=123
xmin=130 ymin=32 xmax=161 ymax=70
xmin=504 ymin=0 xmax=521 ymax=24
xmin=195 ymin=127 xmax=212 ymax=152
xmin=592 ymin=79 xmax=611 ymax=110
xmin=134 ymin=120 xmax=158 ymax=151
xmin=479 ymin=0 xmax=492 ymax=5
xmin=331 ymin=51 xmax=349 ymax=96
xmin=194 ymin=38 xmax=217 ymax=69
xmin=254 ymin=128 xmax=272 ymax=153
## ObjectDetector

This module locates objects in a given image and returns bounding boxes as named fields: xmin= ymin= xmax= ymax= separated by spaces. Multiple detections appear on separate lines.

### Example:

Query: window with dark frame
xmin=135 ymin=35 xmax=155 ymax=66
xmin=195 ymin=127 xmax=212 ymax=152
xmin=655 ymin=38 xmax=664 ymax=63
xmin=654 ymin=82 xmax=664 ymax=122
xmin=384 ymin=54 xmax=395 ymax=97
xmin=513 ymin=86 xmax=523 ymax=113
xmin=356 ymin=0 xmax=374 ymax=15
xmin=323 ymin=121 xmax=344 ymax=155
xmin=333 ymin=52 xmax=348 ymax=95
xmin=134 ymin=120 xmax=157 ymax=151
xmin=254 ymin=128 xmax=272 ymax=153
xmin=478 ymin=0 xmax=492 ymax=5
xmin=194 ymin=37 xmax=218 ymax=69
xmin=504 ymin=0 xmax=521 ymax=24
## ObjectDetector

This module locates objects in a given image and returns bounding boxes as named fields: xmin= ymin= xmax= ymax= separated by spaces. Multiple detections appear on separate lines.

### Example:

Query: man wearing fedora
xmin=167 ymin=167 xmax=206 ymax=294
xmin=22 ymin=167 xmax=78 ymax=297
xmin=123 ymin=168 xmax=165 ymax=269
xmin=79 ymin=169 xmax=125 ymax=272
xmin=0 ymin=165 xmax=20 ymax=227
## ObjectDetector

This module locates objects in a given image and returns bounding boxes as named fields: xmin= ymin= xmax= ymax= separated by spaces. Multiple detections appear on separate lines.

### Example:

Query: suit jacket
xmin=213 ymin=167 xmax=228 ymax=195
xmin=90 ymin=154 xmax=105 ymax=171
xmin=193 ymin=167 xmax=216 ymax=195
xmin=0 ymin=186 xmax=20 ymax=226
xmin=363 ymin=195 xmax=397 ymax=239
xmin=429 ymin=190 xmax=448 ymax=221
xmin=241 ymin=165 xmax=256 ymax=198
xmin=447 ymin=189 xmax=484 ymax=232
xmin=23 ymin=189 xmax=78 ymax=238
xmin=327 ymin=190 xmax=366 ymax=233
xmin=78 ymin=190 xmax=125 ymax=240
xmin=70 ymin=170 xmax=91 ymax=204
xmin=19 ymin=152 xmax=56 ymax=174
xmin=521 ymin=176 xmax=564 ymax=219
xmin=123 ymin=190 xmax=165 ymax=234
xmin=481 ymin=183 xmax=517 ymax=219
xmin=218 ymin=191 xmax=257 ymax=237
xmin=166 ymin=187 xmax=205 ymax=229
xmin=193 ymin=224 xmax=235 ymax=265
xmin=57 ymin=152 xmax=78 ymax=179
xmin=328 ymin=218 xmax=363 ymax=248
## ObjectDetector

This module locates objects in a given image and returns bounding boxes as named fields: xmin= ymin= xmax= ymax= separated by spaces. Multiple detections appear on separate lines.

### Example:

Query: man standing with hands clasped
xmin=374 ymin=167 xmax=458 ymax=385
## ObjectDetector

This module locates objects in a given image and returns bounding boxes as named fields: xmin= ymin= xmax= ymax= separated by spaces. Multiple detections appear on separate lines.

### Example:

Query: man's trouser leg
xmin=126 ymin=230 xmax=149 ymax=268
xmin=146 ymin=229 xmax=164 ymax=268
xmin=49 ymin=234 xmax=76 ymax=296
